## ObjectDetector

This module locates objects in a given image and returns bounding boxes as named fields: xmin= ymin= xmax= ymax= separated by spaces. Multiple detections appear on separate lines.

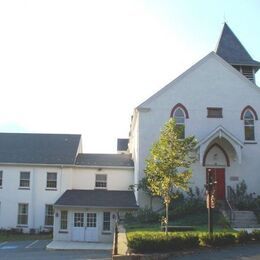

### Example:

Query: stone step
xmin=229 ymin=210 xmax=259 ymax=228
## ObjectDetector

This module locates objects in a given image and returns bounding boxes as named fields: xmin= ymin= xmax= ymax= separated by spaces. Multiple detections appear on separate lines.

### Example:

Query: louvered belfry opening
xmin=232 ymin=65 xmax=255 ymax=82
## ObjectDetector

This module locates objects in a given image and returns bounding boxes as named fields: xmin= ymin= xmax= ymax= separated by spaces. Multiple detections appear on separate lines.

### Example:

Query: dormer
xmin=216 ymin=23 xmax=260 ymax=83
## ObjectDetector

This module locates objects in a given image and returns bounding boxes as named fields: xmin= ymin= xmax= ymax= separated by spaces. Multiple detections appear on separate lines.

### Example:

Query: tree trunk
xmin=165 ymin=202 xmax=169 ymax=236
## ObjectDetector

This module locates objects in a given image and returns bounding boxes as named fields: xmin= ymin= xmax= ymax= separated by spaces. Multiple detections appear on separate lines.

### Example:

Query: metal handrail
xmin=226 ymin=186 xmax=236 ymax=222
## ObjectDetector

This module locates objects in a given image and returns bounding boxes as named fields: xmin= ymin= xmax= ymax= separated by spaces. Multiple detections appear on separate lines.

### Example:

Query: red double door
xmin=206 ymin=168 xmax=225 ymax=200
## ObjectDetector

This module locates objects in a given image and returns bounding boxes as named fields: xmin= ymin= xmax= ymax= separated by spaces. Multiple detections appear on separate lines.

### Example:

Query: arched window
xmin=173 ymin=108 xmax=185 ymax=139
xmin=244 ymin=110 xmax=255 ymax=141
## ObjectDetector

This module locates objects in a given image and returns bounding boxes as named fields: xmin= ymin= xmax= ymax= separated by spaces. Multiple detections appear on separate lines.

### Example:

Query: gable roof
xmin=75 ymin=153 xmax=134 ymax=167
xmin=54 ymin=189 xmax=138 ymax=209
xmin=216 ymin=23 xmax=260 ymax=68
xmin=0 ymin=133 xmax=81 ymax=165
xmin=137 ymin=51 xmax=260 ymax=110
xmin=196 ymin=125 xmax=244 ymax=149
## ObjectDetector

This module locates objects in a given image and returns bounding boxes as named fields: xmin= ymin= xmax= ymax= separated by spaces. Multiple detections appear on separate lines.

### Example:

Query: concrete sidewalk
xmin=47 ymin=240 xmax=112 ymax=251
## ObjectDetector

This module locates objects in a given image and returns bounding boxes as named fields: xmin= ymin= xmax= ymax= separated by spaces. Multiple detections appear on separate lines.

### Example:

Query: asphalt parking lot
xmin=0 ymin=240 xmax=112 ymax=260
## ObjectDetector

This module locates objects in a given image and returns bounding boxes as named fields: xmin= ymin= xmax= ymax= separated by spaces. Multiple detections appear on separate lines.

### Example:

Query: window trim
xmin=173 ymin=107 xmax=185 ymax=139
xmin=46 ymin=172 xmax=57 ymax=189
xmin=240 ymin=105 xmax=258 ymax=120
xmin=170 ymin=103 xmax=189 ymax=118
xmin=207 ymin=107 xmax=223 ymax=118
xmin=17 ymin=203 xmax=29 ymax=226
xmin=44 ymin=204 xmax=54 ymax=227
xmin=60 ymin=210 xmax=68 ymax=231
xmin=95 ymin=174 xmax=107 ymax=189
xmin=19 ymin=171 xmax=30 ymax=189
xmin=243 ymin=109 xmax=256 ymax=142
xmin=103 ymin=212 xmax=111 ymax=232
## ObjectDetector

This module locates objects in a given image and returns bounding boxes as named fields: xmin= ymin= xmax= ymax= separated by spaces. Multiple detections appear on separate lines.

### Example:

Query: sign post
xmin=205 ymin=169 xmax=216 ymax=237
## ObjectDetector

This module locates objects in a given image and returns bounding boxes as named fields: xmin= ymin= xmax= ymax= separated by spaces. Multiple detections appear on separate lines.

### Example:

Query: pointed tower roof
xmin=216 ymin=23 xmax=260 ymax=68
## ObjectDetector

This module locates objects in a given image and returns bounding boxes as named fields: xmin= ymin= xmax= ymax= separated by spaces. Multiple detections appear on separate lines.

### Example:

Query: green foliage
xmin=125 ymin=208 xmax=160 ymax=224
xmin=161 ymin=226 xmax=195 ymax=232
xmin=144 ymin=118 xmax=197 ymax=233
xmin=236 ymin=231 xmax=252 ymax=243
xmin=199 ymin=233 xmax=236 ymax=247
xmin=127 ymin=232 xmax=199 ymax=253
xmin=168 ymin=187 xmax=206 ymax=220
xmin=252 ymin=230 xmax=260 ymax=241
xmin=145 ymin=118 xmax=197 ymax=201
xmin=233 ymin=180 xmax=260 ymax=211
xmin=127 ymin=230 xmax=259 ymax=253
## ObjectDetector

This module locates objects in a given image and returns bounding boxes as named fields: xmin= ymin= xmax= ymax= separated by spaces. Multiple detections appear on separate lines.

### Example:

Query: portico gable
xmin=196 ymin=126 xmax=244 ymax=165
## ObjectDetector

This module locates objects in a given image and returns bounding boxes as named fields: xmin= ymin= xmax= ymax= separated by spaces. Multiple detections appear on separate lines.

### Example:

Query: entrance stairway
xmin=231 ymin=210 xmax=259 ymax=228
xmin=221 ymin=186 xmax=260 ymax=228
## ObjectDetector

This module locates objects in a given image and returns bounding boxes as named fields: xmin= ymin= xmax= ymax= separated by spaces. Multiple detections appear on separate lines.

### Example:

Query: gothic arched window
xmin=170 ymin=103 xmax=189 ymax=139
xmin=244 ymin=110 xmax=255 ymax=141
xmin=173 ymin=108 xmax=185 ymax=139
xmin=241 ymin=106 xmax=258 ymax=141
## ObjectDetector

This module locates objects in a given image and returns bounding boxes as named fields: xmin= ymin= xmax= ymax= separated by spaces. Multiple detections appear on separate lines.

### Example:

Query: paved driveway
xmin=0 ymin=240 xmax=112 ymax=260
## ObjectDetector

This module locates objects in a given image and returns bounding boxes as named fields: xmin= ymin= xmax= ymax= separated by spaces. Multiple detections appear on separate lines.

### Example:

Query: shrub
xmin=125 ymin=208 xmax=160 ymax=224
xmin=252 ymin=230 xmax=260 ymax=241
xmin=161 ymin=226 xmax=195 ymax=232
xmin=127 ymin=232 xmax=199 ymax=253
xmin=168 ymin=187 xmax=207 ymax=220
xmin=236 ymin=231 xmax=252 ymax=243
xmin=199 ymin=233 xmax=236 ymax=247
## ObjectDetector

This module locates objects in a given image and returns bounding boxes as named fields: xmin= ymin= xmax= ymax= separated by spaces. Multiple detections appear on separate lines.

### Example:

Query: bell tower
xmin=216 ymin=23 xmax=260 ymax=83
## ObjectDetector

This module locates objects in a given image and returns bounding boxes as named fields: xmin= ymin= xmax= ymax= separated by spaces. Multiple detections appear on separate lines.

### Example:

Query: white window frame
xmin=17 ymin=203 xmax=28 ymax=226
xmin=46 ymin=172 xmax=57 ymax=189
xmin=45 ymin=204 xmax=54 ymax=226
xmin=103 ymin=212 xmax=111 ymax=232
xmin=86 ymin=213 xmax=97 ymax=227
xmin=95 ymin=174 xmax=107 ymax=189
xmin=244 ymin=109 xmax=255 ymax=141
xmin=174 ymin=108 xmax=185 ymax=139
xmin=19 ymin=171 xmax=30 ymax=189
xmin=60 ymin=210 xmax=68 ymax=230
xmin=74 ymin=212 xmax=84 ymax=227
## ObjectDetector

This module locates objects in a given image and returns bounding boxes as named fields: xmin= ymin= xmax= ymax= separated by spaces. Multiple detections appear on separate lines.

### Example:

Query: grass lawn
xmin=0 ymin=232 xmax=52 ymax=242
xmin=125 ymin=211 xmax=236 ymax=235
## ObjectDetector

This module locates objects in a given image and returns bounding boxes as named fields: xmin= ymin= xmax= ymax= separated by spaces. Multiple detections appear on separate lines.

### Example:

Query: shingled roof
xmin=75 ymin=153 xmax=134 ymax=167
xmin=0 ymin=133 xmax=81 ymax=165
xmin=54 ymin=189 xmax=138 ymax=209
xmin=216 ymin=23 xmax=260 ymax=68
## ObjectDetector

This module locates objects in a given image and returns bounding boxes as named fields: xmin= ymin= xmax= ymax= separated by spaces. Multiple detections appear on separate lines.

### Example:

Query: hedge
xmin=127 ymin=232 xmax=199 ymax=253
xmin=199 ymin=233 xmax=236 ymax=247
xmin=127 ymin=230 xmax=260 ymax=253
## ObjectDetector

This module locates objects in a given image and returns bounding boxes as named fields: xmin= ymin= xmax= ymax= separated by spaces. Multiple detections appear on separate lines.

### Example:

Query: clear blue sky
xmin=0 ymin=0 xmax=259 ymax=153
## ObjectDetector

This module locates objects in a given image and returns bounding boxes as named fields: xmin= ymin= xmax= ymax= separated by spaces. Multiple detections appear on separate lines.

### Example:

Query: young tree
xmin=145 ymin=118 xmax=197 ymax=234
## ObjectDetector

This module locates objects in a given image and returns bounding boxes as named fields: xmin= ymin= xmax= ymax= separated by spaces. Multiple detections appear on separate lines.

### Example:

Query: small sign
xmin=230 ymin=176 xmax=239 ymax=181
xmin=206 ymin=194 xmax=215 ymax=209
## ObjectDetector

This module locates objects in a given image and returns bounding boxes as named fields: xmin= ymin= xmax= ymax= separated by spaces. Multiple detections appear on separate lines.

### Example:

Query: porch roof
xmin=196 ymin=126 xmax=243 ymax=164
xmin=54 ymin=189 xmax=139 ymax=209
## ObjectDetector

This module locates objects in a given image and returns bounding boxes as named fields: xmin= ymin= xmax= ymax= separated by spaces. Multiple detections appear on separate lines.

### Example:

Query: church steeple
xmin=216 ymin=23 xmax=260 ymax=83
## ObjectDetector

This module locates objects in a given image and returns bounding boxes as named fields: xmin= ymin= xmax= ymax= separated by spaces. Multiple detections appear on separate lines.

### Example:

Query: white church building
xmin=0 ymin=23 xmax=260 ymax=242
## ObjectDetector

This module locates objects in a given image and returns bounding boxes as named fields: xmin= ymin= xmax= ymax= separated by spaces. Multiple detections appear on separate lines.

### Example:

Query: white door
xmin=72 ymin=212 xmax=85 ymax=241
xmin=85 ymin=212 xmax=98 ymax=242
